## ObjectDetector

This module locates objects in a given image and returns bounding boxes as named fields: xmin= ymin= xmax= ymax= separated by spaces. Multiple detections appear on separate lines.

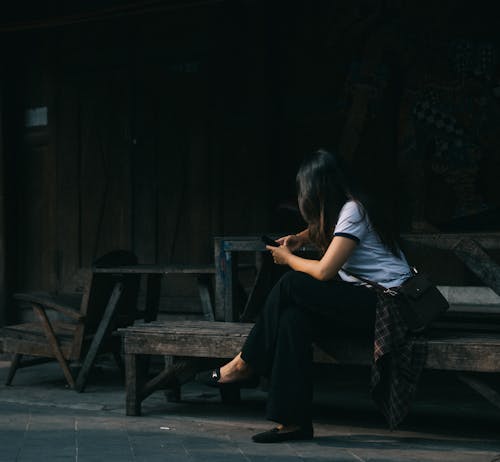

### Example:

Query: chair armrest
xmin=14 ymin=292 xmax=85 ymax=321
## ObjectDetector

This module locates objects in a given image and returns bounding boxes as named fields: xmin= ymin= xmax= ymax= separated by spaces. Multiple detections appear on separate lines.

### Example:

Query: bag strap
xmin=341 ymin=268 xmax=399 ymax=296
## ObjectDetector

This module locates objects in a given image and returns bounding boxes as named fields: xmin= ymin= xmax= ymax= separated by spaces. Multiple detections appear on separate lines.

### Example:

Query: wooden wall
xmin=0 ymin=5 xmax=272 ymax=322
xmin=1 ymin=1 xmax=500 ymax=323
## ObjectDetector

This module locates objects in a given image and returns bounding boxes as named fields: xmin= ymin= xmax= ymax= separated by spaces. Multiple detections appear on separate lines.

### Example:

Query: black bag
xmin=395 ymin=272 xmax=450 ymax=332
xmin=343 ymin=268 xmax=450 ymax=333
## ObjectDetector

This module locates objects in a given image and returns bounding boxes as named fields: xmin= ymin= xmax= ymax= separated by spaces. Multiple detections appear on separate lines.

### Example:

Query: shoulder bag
xmin=343 ymin=268 xmax=450 ymax=333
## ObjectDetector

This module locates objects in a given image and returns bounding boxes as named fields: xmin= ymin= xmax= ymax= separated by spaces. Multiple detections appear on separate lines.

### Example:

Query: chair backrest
xmin=80 ymin=250 xmax=140 ymax=340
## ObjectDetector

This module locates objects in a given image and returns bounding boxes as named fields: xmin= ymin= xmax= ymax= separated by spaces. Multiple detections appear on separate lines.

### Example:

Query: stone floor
xmin=0 ymin=358 xmax=499 ymax=462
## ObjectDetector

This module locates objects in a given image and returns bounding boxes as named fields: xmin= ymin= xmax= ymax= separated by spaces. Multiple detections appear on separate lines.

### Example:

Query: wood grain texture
xmin=118 ymin=318 xmax=500 ymax=416
xmin=55 ymin=76 xmax=80 ymax=291
xmin=118 ymin=321 xmax=500 ymax=373
xmin=93 ymin=264 xmax=215 ymax=274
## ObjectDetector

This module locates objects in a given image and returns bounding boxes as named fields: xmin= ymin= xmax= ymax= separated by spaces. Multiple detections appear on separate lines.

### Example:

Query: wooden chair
xmin=0 ymin=250 xmax=140 ymax=392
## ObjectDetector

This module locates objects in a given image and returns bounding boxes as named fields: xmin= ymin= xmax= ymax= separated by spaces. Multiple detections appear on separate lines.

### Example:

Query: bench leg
xmin=125 ymin=353 xmax=142 ymax=416
xmin=6 ymin=354 xmax=22 ymax=386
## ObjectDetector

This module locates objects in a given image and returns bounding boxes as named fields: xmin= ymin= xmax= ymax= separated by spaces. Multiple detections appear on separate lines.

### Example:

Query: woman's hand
xmin=276 ymin=234 xmax=304 ymax=252
xmin=266 ymin=244 xmax=292 ymax=265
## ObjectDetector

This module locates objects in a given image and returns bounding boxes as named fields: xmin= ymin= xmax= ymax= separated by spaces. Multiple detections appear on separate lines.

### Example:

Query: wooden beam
xmin=75 ymin=282 xmax=123 ymax=392
xmin=457 ymin=373 xmax=500 ymax=410
xmin=5 ymin=353 xmax=21 ymax=386
xmin=453 ymin=238 xmax=500 ymax=296
xmin=402 ymin=232 xmax=500 ymax=251
xmin=139 ymin=367 xmax=177 ymax=401
xmin=32 ymin=304 xmax=75 ymax=388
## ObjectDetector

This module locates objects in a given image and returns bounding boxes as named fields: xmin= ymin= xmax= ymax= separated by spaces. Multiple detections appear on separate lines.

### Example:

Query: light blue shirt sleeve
xmin=333 ymin=201 xmax=369 ymax=243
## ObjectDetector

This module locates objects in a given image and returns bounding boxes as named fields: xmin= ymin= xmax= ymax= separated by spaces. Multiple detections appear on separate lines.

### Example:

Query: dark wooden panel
xmin=17 ymin=143 xmax=58 ymax=292
xmin=155 ymin=73 xmax=209 ymax=265
xmin=79 ymin=79 xmax=107 ymax=266
xmin=131 ymin=76 xmax=158 ymax=264
xmin=55 ymin=77 xmax=81 ymax=290
xmin=79 ymin=71 xmax=132 ymax=265
xmin=183 ymin=117 xmax=213 ymax=263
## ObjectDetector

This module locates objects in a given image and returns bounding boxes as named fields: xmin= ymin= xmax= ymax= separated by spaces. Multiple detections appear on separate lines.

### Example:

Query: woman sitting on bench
xmin=197 ymin=149 xmax=413 ymax=443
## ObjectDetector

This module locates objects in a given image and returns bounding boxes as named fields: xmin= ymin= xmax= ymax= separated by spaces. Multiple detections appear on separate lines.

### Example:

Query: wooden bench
xmin=118 ymin=316 xmax=500 ymax=416
xmin=119 ymin=234 xmax=500 ymax=416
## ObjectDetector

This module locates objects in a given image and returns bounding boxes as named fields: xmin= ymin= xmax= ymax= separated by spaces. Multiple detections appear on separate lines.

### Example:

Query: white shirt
xmin=334 ymin=200 xmax=412 ymax=288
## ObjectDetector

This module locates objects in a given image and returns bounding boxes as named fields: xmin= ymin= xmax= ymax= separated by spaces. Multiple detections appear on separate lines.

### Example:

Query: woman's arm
xmin=267 ymin=235 xmax=357 ymax=281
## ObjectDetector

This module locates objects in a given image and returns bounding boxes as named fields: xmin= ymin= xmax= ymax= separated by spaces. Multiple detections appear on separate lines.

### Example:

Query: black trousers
xmin=240 ymin=271 xmax=377 ymax=427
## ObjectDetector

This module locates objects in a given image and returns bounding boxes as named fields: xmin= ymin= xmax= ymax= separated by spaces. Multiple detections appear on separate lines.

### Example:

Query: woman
xmin=197 ymin=149 xmax=413 ymax=443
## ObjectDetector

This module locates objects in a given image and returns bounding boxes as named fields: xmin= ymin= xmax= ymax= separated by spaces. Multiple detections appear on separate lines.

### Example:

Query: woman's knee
xmin=278 ymin=271 xmax=313 ymax=291
xmin=277 ymin=271 xmax=317 ymax=303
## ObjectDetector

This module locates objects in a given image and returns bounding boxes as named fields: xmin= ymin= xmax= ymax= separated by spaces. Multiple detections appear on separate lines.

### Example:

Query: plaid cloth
xmin=370 ymin=293 xmax=428 ymax=429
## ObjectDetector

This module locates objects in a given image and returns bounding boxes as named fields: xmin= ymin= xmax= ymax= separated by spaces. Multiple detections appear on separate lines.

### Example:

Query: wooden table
xmin=214 ymin=236 xmax=292 ymax=322
xmin=93 ymin=264 xmax=216 ymax=322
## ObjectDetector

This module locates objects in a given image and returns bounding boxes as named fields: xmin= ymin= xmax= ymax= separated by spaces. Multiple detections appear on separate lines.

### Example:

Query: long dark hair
xmin=296 ymin=149 xmax=401 ymax=256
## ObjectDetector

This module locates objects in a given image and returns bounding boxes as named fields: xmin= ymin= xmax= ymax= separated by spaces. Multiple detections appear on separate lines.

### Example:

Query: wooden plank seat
xmin=118 ymin=318 xmax=500 ymax=416
xmin=2 ymin=321 xmax=81 ymax=358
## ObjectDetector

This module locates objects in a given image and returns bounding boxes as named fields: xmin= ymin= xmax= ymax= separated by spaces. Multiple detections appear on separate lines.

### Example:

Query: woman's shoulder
xmin=339 ymin=200 xmax=366 ymax=221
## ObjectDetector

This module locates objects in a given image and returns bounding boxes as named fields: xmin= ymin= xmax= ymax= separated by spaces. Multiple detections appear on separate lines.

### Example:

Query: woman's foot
xmin=252 ymin=423 xmax=314 ymax=443
xmin=195 ymin=353 xmax=255 ymax=386
xmin=218 ymin=353 xmax=253 ymax=384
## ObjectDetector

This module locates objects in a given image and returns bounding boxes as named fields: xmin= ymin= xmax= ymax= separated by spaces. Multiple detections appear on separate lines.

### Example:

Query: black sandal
xmin=195 ymin=368 xmax=222 ymax=387
xmin=195 ymin=368 xmax=259 ymax=388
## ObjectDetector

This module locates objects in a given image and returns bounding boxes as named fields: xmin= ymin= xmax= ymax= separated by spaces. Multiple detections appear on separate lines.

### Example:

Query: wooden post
xmin=125 ymin=352 xmax=141 ymax=416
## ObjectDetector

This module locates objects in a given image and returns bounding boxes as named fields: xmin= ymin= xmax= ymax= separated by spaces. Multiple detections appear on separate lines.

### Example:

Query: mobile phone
xmin=261 ymin=235 xmax=279 ymax=247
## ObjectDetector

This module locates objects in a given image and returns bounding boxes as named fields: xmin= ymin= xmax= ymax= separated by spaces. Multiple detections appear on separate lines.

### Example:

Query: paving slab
xmin=0 ymin=359 xmax=500 ymax=462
